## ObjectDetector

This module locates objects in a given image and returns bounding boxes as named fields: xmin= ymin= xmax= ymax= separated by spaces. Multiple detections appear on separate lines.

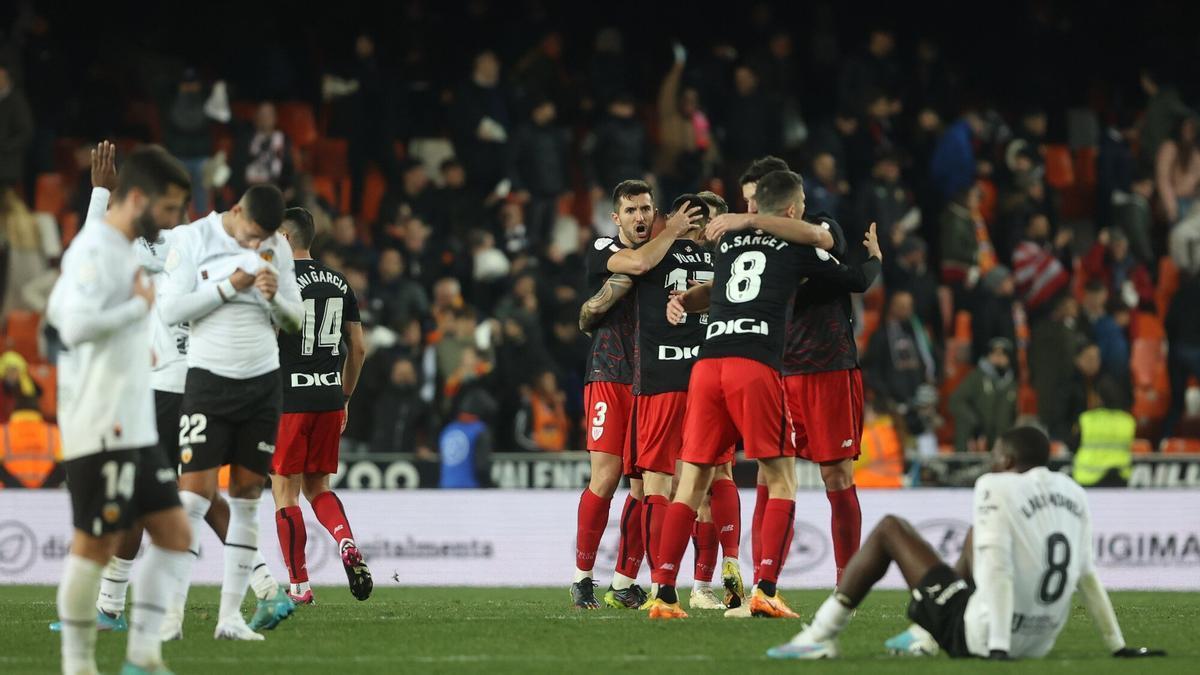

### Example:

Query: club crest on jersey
xmin=591 ymin=426 xmax=603 ymax=441
xmin=102 ymin=502 xmax=121 ymax=524
xmin=180 ymin=447 xmax=193 ymax=464
xmin=259 ymin=249 xmax=275 ymax=263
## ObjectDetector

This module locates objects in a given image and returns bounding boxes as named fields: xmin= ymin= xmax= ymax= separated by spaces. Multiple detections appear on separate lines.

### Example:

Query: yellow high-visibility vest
xmin=1072 ymin=408 xmax=1135 ymax=486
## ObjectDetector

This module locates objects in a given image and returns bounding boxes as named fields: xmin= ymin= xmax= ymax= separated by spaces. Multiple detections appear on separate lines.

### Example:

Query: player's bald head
xmin=995 ymin=426 xmax=1051 ymax=472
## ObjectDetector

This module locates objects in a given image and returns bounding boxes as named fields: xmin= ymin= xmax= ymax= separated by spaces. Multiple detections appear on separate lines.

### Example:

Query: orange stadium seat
xmin=1132 ymin=438 xmax=1153 ymax=455
xmin=1074 ymin=147 xmax=1098 ymax=188
xmin=34 ymin=173 xmax=67 ymax=216
xmin=857 ymin=308 xmax=880 ymax=354
xmin=360 ymin=169 xmax=388 ymax=224
xmin=278 ymin=101 xmax=319 ymax=148
xmin=230 ymin=100 xmax=258 ymax=123
xmin=310 ymin=138 xmax=349 ymax=180
xmin=1044 ymin=144 xmax=1075 ymax=190
xmin=1156 ymin=256 xmax=1179 ymax=317
xmin=1160 ymin=438 xmax=1200 ymax=454
xmin=27 ymin=364 xmax=57 ymax=421
xmin=60 ymin=212 xmax=80 ymax=248
xmin=977 ymin=178 xmax=997 ymax=223
xmin=4 ymin=311 xmax=42 ymax=364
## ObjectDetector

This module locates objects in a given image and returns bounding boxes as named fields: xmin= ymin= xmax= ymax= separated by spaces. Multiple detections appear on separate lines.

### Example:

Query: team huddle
xmin=571 ymin=156 xmax=1164 ymax=661
xmin=49 ymin=143 xmax=370 ymax=675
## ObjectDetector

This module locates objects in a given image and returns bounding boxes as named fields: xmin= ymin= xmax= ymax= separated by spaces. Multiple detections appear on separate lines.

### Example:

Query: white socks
xmin=249 ymin=551 xmax=279 ymax=601
xmin=610 ymin=572 xmax=636 ymax=590
xmin=58 ymin=555 xmax=103 ymax=675
xmin=573 ymin=568 xmax=593 ymax=584
xmin=219 ymin=497 xmax=261 ymax=623
xmin=126 ymin=545 xmax=192 ymax=668
xmin=97 ymin=556 xmax=134 ymax=616
xmin=693 ymin=580 xmax=712 ymax=591
xmin=807 ymin=593 xmax=853 ymax=641
xmin=167 ymin=491 xmax=211 ymax=633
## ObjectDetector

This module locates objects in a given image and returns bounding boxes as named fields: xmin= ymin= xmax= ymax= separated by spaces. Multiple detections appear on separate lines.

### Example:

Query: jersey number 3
xmin=302 ymin=298 xmax=344 ymax=356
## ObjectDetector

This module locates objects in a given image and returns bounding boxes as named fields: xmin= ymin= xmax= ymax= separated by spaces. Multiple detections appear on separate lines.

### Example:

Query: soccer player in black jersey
xmin=272 ymin=208 xmax=371 ymax=604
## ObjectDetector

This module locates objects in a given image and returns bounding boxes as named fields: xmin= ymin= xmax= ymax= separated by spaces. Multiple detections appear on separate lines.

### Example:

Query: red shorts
xmin=583 ymin=381 xmax=633 ymax=457
xmin=626 ymin=391 xmax=687 ymax=476
xmin=681 ymin=357 xmax=795 ymax=466
xmin=785 ymin=369 xmax=864 ymax=463
xmin=273 ymin=410 xmax=344 ymax=475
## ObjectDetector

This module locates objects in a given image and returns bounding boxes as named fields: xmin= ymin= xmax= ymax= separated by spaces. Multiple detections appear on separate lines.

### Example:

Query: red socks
xmin=757 ymin=499 xmax=795 ymax=585
xmin=575 ymin=488 xmax=612 ymax=572
xmin=311 ymin=491 xmax=355 ymax=545
xmin=652 ymin=502 xmax=697 ymax=586
xmin=614 ymin=495 xmax=644 ymax=579
xmin=275 ymin=506 xmax=307 ymax=584
xmin=693 ymin=521 xmax=718 ymax=582
xmin=751 ymin=484 xmax=768 ymax=582
xmin=827 ymin=485 xmax=862 ymax=583
xmin=709 ymin=479 xmax=741 ymax=558
xmin=642 ymin=495 xmax=669 ymax=571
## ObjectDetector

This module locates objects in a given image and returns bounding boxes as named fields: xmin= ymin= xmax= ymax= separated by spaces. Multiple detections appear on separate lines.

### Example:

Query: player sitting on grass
xmin=767 ymin=426 xmax=1167 ymax=661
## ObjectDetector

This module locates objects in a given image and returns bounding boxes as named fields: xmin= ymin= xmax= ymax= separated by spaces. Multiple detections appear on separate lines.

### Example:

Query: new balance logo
xmin=720 ymin=525 xmax=735 ymax=533
xmin=334 ymin=525 xmax=344 ymax=534
xmin=661 ymin=563 xmax=676 ymax=571
xmin=761 ymin=558 xmax=774 ymax=566
xmin=841 ymin=439 xmax=854 ymax=448
xmin=706 ymin=318 xmax=768 ymax=339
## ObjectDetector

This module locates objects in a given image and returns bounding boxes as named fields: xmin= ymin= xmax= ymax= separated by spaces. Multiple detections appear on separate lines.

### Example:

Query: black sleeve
xmin=343 ymin=284 xmax=362 ymax=323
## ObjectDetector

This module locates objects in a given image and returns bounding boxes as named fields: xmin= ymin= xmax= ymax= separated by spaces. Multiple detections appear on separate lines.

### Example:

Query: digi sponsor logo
xmin=658 ymin=345 xmax=700 ymax=361
xmin=0 ymin=521 xmax=37 ymax=574
xmin=706 ymin=318 xmax=768 ymax=339
xmin=291 ymin=372 xmax=343 ymax=388
xmin=915 ymin=519 xmax=971 ymax=562
xmin=1094 ymin=532 xmax=1200 ymax=567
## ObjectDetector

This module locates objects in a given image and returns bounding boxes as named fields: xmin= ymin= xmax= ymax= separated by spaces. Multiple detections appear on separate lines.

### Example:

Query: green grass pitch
xmin=0 ymin=586 xmax=1193 ymax=673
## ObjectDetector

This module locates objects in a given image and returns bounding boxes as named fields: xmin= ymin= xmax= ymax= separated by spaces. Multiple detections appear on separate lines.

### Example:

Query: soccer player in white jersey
xmin=767 ymin=427 xmax=1166 ymax=661
xmin=160 ymin=183 xmax=304 ymax=640
xmin=47 ymin=146 xmax=195 ymax=675
xmin=52 ymin=143 xmax=291 ymax=639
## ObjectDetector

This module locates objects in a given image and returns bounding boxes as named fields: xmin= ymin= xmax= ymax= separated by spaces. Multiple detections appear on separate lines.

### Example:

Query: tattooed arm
xmin=579 ymin=273 xmax=634 ymax=335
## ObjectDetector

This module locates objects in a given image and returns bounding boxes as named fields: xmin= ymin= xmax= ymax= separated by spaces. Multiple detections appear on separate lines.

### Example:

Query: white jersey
xmin=84 ymin=188 xmax=189 ymax=393
xmin=964 ymin=468 xmax=1095 ymax=658
xmin=47 ymin=219 xmax=156 ymax=459
xmin=160 ymin=211 xmax=303 ymax=380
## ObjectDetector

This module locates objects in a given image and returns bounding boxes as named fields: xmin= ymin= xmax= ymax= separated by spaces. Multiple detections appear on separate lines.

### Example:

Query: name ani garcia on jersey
xmin=297 ymin=268 xmax=349 ymax=294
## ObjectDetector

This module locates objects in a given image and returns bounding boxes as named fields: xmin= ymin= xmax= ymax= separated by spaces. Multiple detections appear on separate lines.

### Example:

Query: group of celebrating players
xmin=50 ymin=142 xmax=370 ymax=675
xmin=570 ymin=156 xmax=1165 ymax=661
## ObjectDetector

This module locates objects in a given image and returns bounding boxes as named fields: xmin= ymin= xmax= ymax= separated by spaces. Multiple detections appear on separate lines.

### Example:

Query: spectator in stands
xmin=468 ymin=228 xmax=510 ymax=310
xmin=0 ymin=188 xmax=49 ymax=315
xmin=428 ymin=277 xmax=464 ymax=340
xmin=837 ymin=27 xmax=900 ymax=116
xmin=509 ymin=99 xmax=570 ymax=252
xmin=855 ymin=149 xmax=915 ymax=259
xmin=354 ymin=318 xmax=434 ymax=455
xmin=863 ymin=290 xmax=939 ymax=434
xmin=515 ymin=368 xmax=569 ymax=452
xmin=438 ymin=387 xmax=497 ymax=487
xmin=971 ymin=265 xmax=1016 ymax=363
xmin=722 ymin=64 xmax=782 ymax=191
xmin=0 ymin=351 xmax=41 ymax=424
xmin=883 ymin=236 xmax=940 ymax=339
xmin=1012 ymin=211 xmax=1072 ymax=321
xmin=1137 ymin=67 xmax=1192 ymax=173
xmin=1063 ymin=342 xmax=1126 ymax=445
xmin=435 ymin=305 xmax=479 ymax=389
xmin=372 ymin=247 xmax=430 ymax=332
xmin=852 ymin=398 xmax=905 ymax=488
xmin=1170 ymin=199 xmax=1200 ymax=275
xmin=0 ymin=61 xmax=33 ymax=189
xmin=808 ymin=107 xmax=862 ymax=188
xmin=327 ymin=213 xmax=375 ymax=271
xmin=996 ymin=161 xmax=1051 ymax=264
xmin=655 ymin=43 xmax=716 ymax=202
xmin=399 ymin=216 xmax=444 ymax=291
xmin=1082 ymin=228 xmax=1154 ymax=310
xmin=512 ymin=31 xmax=571 ymax=118
xmin=585 ymin=93 xmax=649 ymax=201
xmin=948 ymin=337 xmax=1017 ymax=453
xmin=1164 ymin=271 xmax=1200 ymax=437
xmin=1030 ymin=295 xmax=1086 ymax=442
xmin=443 ymin=343 xmax=496 ymax=417
xmin=434 ymin=158 xmax=491 ymax=246
xmin=1072 ymin=379 xmax=1135 ymax=486
xmin=327 ymin=33 xmax=398 ymax=215
xmin=931 ymin=111 xmax=986 ymax=199
xmin=588 ymin=27 xmax=630 ymax=106
xmin=803 ymin=151 xmax=843 ymax=221
xmin=1004 ymin=107 xmax=1048 ymax=176
xmin=160 ymin=68 xmax=214 ymax=213
xmin=0 ymin=397 xmax=60 ymax=488
xmin=1097 ymin=110 xmax=1138 ymax=231
xmin=1155 ymin=115 xmax=1200 ymax=225
xmin=939 ymin=185 xmax=981 ymax=306
xmin=1110 ymin=171 xmax=1156 ymax=265
xmin=231 ymin=102 xmax=296 ymax=199
xmin=450 ymin=50 xmax=510 ymax=199
xmin=548 ymin=304 xmax=588 ymax=438
xmin=378 ymin=159 xmax=437 ymax=244
xmin=289 ymin=173 xmax=335 ymax=236
xmin=499 ymin=201 xmax=532 ymax=259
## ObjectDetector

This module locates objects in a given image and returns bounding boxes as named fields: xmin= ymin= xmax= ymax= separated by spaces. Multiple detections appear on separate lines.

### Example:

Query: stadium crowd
xmin=1 ymin=2 xmax=1199 ymax=463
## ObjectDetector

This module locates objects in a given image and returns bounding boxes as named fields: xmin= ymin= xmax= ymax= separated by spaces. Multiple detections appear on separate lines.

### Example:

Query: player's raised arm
xmin=971 ymin=474 xmax=1016 ymax=659
xmin=158 ymin=229 xmax=253 ymax=326
xmin=607 ymin=204 xmax=702 ymax=276
xmin=706 ymin=212 xmax=835 ymax=251
xmin=579 ymin=273 xmax=634 ymax=333
xmin=82 ymin=141 xmax=118 ymax=227
xmin=47 ymin=252 xmax=153 ymax=348
xmin=798 ymin=223 xmax=884 ymax=293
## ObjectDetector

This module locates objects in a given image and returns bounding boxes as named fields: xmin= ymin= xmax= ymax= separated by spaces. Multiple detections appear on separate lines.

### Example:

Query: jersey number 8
xmin=726 ymin=251 xmax=766 ymax=303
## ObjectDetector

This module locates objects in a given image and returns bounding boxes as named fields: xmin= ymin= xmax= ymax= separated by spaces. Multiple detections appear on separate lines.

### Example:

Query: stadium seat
xmin=34 ymin=173 xmax=67 ymax=216
xmin=359 ymin=168 xmax=388 ymax=224
xmin=1156 ymin=256 xmax=1179 ymax=317
xmin=1131 ymin=311 xmax=1165 ymax=342
xmin=977 ymin=178 xmax=997 ymax=222
xmin=953 ymin=310 xmax=972 ymax=341
xmin=1132 ymin=438 xmax=1152 ymax=455
xmin=310 ymin=139 xmax=349 ymax=180
xmin=1044 ymin=144 xmax=1076 ymax=190
xmin=278 ymin=101 xmax=318 ymax=148
xmin=230 ymin=100 xmax=258 ymax=123
xmin=1074 ymin=147 xmax=1098 ymax=188
xmin=27 ymin=364 xmax=57 ymax=421
xmin=857 ymin=308 xmax=880 ymax=354
xmin=863 ymin=283 xmax=885 ymax=313
xmin=4 ymin=311 xmax=42 ymax=364
xmin=60 ymin=212 xmax=80 ymax=248
xmin=1160 ymin=437 xmax=1200 ymax=454
xmin=1018 ymin=384 xmax=1038 ymax=416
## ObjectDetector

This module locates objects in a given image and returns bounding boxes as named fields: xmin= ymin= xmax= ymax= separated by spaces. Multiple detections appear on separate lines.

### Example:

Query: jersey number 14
xmin=302 ymin=297 xmax=343 ymax=356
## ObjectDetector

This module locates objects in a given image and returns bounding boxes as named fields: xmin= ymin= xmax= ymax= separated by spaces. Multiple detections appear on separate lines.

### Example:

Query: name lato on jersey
xmin=706 ymin=318 xmax=769 ymax=338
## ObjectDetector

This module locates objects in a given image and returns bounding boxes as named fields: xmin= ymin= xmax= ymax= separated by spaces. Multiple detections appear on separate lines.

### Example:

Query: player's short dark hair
xmin=241 ymin=184 xmax=285 ymax=232
xmin=114 ymin=146 xmax=191 ymax=201
xmin=612 ymin=179 xmax=653 ymax=210
xmin=754 ymin=170 xmax=805 ymax=216
xmin=698 ymin=190 xmax=728 ymax=216
xmin=670 ymin=193 xmax=710 ymax=220
xmin=281 ymin=207 xmax=316 ymax=249
xmin=739 ymin=156 xmax=790 ymax=186
xmin=998 ymin=426 xmax=1051 ymax=469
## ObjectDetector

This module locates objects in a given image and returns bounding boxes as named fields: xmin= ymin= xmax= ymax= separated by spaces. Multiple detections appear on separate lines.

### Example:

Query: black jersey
xmin=633 ymin=239 xmax=713 ymax=395
xmin=279 ymin=259 xmax=361 ymax=412
xmin=584 ymin=236 xmax=636 ymax=385
xmin=783 ymin=256 xmax=882 ymax=375
xmin=701 ymin=230 xmax=845 ymax=370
